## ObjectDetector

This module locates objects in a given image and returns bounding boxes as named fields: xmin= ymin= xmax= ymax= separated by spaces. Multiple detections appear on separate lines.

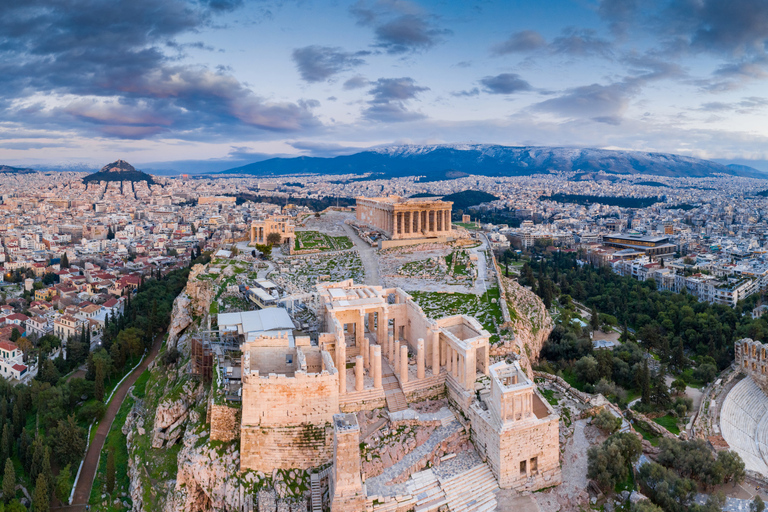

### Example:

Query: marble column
xmin=451 ymin=350 xmax=458 ymax=378
xmin=355 ymin=356 xmax=364 ymax=392
xmin=431 ymin=332 xmax=440 ymax=376
xmin=369 ymin=343 xmax=376 ymax=374
xmin=338 ymin=340 xmax=346 ymax=394
xmin=373 ymin=345 xmax=382 ymax=389
xmin=394 ymin=340 xmax=401 ymax=370
xmin=416 ymin=210 xmax=422 ymax=234
xmin=447 ymin=346 xmax=452 ymax=373
xmin=437 ymin=210 xmax=442 ymax=232
xmin=362 ymin=335 xmax=369 ymax=369
xmin=445 ymin=210 xmax=451 ymax=231
xmin=388 ymin=334 xmax=395 ymax=363
xmin=400 ymin=344 xmax=409 ymax=384
xmin=416 ymin=338 xmax=425 ymax=380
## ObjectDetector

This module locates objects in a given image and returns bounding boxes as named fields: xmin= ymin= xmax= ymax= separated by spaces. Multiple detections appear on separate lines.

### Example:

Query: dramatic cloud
xmin=0 ymin=0 xmax=319 ymax=139
xmin=534 ymin=82 xmax=635 ymax=124
xmin=698 ymin=97 xmax=768 ymax=113
xmin=363 ymin=77 xmax=429 ymax=122
xmin=491 ymin=30 xmax=546 ymax=55
xmin=291 ymin=46 xmax=368 ymax=83
xmin=479 ymin=74 xmax=532 ymax=95
xmin=350 ymin=0 xmax=450 ymax=54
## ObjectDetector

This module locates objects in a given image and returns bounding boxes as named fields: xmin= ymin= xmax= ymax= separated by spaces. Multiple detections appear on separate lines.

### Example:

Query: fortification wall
xmin=736 ymin=338 xmax=768 ymax=395
xmin=240 ymin=424 xmax=334 ymax=472
xmin=241 ymin=371 xmax=339 ymax=427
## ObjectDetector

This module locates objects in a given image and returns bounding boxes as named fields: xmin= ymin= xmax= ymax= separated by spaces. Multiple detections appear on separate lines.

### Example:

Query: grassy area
xmin=409 ymin=287 xmax=504 ymax=340
xmin=278 ymin=252 xmax=365 ymax=292
xmin=539 ymin=388 xmax=559 ymax=406
xmin=633 ymin=421 xmax=660 ymax=446
xmin=560 ymin=368 xmax=587 ymax=392
xmin=614 ymin=464 xmax=636 ymax=493
xmin=652 ymin=414 xmax=680 ymax=435
xmin=454 ymin=222 xmax=479 ymax=230
xmin=294 ymin=231 xmax=353 ymax=252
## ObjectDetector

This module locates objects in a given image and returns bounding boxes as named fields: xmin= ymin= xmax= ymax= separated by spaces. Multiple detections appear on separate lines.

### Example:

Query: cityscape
xmin=2 ymin=1 xmax=768 ymax=512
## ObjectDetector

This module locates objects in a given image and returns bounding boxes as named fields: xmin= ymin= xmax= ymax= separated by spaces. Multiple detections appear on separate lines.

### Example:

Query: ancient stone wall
xmin=736 ymin=338 xmax=768 ymax=395
xmin=241 ymin=371 xmax=339 ymax=427
xmin=209 ymin=404 xmax=240 ymax=442
xmin=240 ymin=424 xmax=334 ymax=472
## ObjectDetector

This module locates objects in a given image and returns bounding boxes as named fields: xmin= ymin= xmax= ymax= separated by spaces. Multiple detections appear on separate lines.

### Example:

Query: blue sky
xmin=2 ymin=0 xmax=768 ymax=170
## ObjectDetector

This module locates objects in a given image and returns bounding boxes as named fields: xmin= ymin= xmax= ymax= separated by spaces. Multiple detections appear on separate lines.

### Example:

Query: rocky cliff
xmin=168 ymin=264 xmax=214 ymax=347
xmin=494 ymin=276 xmax=554 ymax=378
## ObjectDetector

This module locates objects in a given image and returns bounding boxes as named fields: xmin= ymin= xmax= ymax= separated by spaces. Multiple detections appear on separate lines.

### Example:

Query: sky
xmin=3 ymin=0 xmax=768 ymax=171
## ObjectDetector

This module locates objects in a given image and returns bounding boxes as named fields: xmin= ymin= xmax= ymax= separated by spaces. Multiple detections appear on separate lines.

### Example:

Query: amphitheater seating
xmin=720 ymin=376 xmax=768 ymax=476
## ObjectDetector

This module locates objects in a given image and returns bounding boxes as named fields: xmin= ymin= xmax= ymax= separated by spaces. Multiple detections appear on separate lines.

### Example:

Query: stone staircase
xmin=310 ymin=473 xmax=321 ymax=512
xmin=438 ymin=464 xmax=499 ymax=512
xmin=382 ymin=360 xmax=408 ymax=412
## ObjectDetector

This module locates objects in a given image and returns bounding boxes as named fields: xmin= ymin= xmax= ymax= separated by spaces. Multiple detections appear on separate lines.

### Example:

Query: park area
xmin=409 ymin=288 xmax=504 ymax=342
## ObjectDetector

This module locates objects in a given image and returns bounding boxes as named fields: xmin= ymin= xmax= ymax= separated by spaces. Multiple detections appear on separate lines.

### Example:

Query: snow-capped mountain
xmin=220 ymin=144 xmax=766 ymax=179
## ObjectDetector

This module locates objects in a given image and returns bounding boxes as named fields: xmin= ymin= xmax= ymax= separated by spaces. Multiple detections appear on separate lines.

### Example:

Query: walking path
xmin=64 ymin=332 xmax=164 ymax=511
xmin=342 ymin=222 xmax=380 ymax=286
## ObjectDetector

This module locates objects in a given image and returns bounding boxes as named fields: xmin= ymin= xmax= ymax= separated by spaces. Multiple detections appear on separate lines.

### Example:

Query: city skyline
xmin=3 ymin=0 xmax=768 ymax=171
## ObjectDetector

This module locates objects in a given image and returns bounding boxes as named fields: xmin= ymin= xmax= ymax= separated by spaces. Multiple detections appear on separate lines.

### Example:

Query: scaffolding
xmin=190 ymin=329 xmax=242 ymax=383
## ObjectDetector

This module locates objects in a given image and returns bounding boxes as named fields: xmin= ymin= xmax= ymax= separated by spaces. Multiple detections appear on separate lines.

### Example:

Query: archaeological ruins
xmin=220 ymin=279 xmax=561 ymax=510
xmin=356 ymin=196 xmax=454 ymax=247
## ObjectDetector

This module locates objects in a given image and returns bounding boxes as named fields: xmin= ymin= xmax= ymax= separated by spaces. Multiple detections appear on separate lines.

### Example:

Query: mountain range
xmin=0 ymin=164 xmax=38 ymax=174
xmin=220 ymin=144 xmax=767 ymax=180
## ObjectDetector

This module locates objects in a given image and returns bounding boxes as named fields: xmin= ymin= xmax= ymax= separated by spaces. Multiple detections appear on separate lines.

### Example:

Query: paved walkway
xmin=65 ymin=332 xmax=164 ymax=511
xmin=342 ymin=223 xmax=380 ymax=286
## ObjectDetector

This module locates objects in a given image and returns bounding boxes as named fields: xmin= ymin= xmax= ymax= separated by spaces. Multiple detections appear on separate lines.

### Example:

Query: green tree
xmin=590 ymin=306 xmax=600 ymax=332
xmin=33 ymin=473 xmax=48 ymax=512
xmin=106 ymin=447 xmax=115 ymax=494
xmin=587 ymin=432 xmax=642 ymax=491
xmin=592 ymin=408 xmax=621 ymax=433
xmin=52 ymin=415 xmax=86 ymax=468
xmin=637 ymin=359 xmax=651 ymax=405
xmin=55 ymin=464 xmax=72 ymax=504
xmin=266 ymin=232 xmax=282 ymax=246
xmin=575 ymin=355 xmax=600 ymax=384
xmin=9 ymin=329 xmax=19 ymax=343
xmin=751 ymin=495 xmax=765 ymax=512
xmin=60 ymin=252 xmax=69 ymax=269
xmin=2 ymin=458 xmax=15 ymax=503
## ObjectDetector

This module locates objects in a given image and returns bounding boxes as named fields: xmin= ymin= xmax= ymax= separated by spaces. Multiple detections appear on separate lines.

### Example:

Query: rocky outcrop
xmin=495 ymin=276 xmax=554 ymax=378
xmin=168 ymin=264 xmax=214 ymax=347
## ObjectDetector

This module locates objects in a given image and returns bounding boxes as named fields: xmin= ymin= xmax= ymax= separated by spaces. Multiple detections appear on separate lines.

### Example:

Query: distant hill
xmin=409 ymin=190 xmax=499 ymax=210
xmin=219 ymin=144 xmax=768 ymax=179
xmin=83 ymin=160 xmax=155 ymax=185
xmin=0 ymin=165 xmax=37 ymax=174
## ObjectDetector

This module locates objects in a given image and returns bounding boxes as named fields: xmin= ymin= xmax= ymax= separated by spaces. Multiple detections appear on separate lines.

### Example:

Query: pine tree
xmin=2 ymin=458 xmax=14 ymax=503
xmin=33 ymin=473 xmax=48 ymax=512
xmin=1 ymin=423 xmax=11 ymax=463
xmin=639 ymin=359 xmax=651 ymax=405
xmin=590 ymin=306 xmax=600 ymax=332
xmin=106 ymin=447 xmax=115 ymax=494
xmin=60 ymin=252 xmax=69 ymax=269
xmin=30 ymin=435 xmax=44 ymax=483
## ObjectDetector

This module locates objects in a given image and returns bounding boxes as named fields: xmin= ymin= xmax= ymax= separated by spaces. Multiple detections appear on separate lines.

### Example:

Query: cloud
xmin=598 ymin=0 xmax=638 ymax=37
xmin=343 ymin=75 xmax=371 ymax=90
xmin=451 ymin=88 xmax=480 ymax=97
xmin=479 ymin=74 xmax=532 ymax=95
xmin=533 ymin=82 xmax=635 ymax=124
xmin=698 ymin=96 xmax=768 ymax=113
xmin=350 ymin=0 xmax=450 ymax=54
xmin=0 ymin=0 xmax=319 ymax=140
xmin=491 ymin=30 xmax=546 ymax=55
xmin=291 ymin=46 xmax=368 ymax=82
xmin=551 ymin=28 xmax=613 ymax=58
xmin=287 ymin=141 xmax=361 ymax=156
xmin=363 ymin=77 xmax=429 ymax=122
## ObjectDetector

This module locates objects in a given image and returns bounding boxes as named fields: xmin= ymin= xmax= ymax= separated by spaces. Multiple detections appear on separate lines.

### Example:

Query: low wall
xmin=240 ymin=423 xmax=334 ymax=472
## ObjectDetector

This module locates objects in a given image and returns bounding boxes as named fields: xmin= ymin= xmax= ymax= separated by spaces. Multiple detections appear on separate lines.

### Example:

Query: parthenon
xmin=356 ymin=196 xmax=453 ymax=240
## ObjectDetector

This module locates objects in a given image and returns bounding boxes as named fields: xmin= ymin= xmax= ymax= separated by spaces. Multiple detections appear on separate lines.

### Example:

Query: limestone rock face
xmin=168 ymin=264 xmax=214 ymax=348
xmin=494 ymin=276 xmax=554 ymax=378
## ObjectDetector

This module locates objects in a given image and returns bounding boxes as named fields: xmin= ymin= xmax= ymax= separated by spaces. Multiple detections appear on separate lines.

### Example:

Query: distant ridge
xmin=0 ymin=164 xmax=37 ymax=175
xmin=220 ymin=144 xmax=767 ymax=179
xmin=83 ymin=159 xmax=155 ymax=185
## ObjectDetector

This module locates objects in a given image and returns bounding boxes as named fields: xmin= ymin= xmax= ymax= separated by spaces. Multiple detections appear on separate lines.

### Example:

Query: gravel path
xmin=534 ymin=419 xmax=590 ymax=512
xmin=342 ymin=222 xmax=380 ymax=286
